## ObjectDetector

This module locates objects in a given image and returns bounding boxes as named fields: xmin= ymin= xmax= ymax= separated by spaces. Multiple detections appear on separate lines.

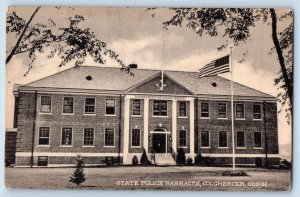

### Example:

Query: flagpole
xmin=230 ymin=46 xmax=236 ymax=171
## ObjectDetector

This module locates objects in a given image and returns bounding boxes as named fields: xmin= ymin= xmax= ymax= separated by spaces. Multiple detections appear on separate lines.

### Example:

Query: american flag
xmin=199 ymin=55 xmax=230 ymax=78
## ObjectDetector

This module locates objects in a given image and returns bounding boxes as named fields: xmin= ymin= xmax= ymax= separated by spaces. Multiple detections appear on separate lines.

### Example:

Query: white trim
xmin=235 ymin=103 xmax=245 ymax=119
xmin=123 ymin=97 xmax=130 ymax=163
xmin=131 ymin=128 xmax=141 ymax=148
xmin=253 ymin=103 xmax=263 ymax=121
xmin=152 ymin=100 xmax=168 ymax=117
xmin=253 ymin=131 xmax=263 ymax=149
xmin=218 ymin=130 xmax=228 ymax=149
xmin=200 ymin=153 xmax=279 ymax=158
xmin=39 ymin=95 xmax=52 ymax=114
xmin=200 ymin=101 xmax=210 ymax=119
xmin=15 ymin=152 xmax=279 ymax=158
xmin=143 ymin=98 xmax=149 ymax=154
xmin=104 ymin=128 xmax=115 ymax=147
xmin=172 ymin=98 xmax=177 ymax=153
xmin=83 ymin=127 xmax=95 ymax=147
xmin=131 ymin=99 xmax=142 ymax=116
xmin=189 ymin=98 xmax=195 ymax=156
xmin=16 ymin=152 xmax=124 ymax=157
xmin=60 ymin=127 xmax=73 ymax=147
xmin=62 ymin=96 xmax=74 ymax=115
xmin=84 ymin=97 xmax=96 ymax=115
xmin=105 ymin=98 xmax=116 ymax=116
xmin=200 ymin=130 xmax=210 ymax=148
xmin=37 ymin=126 xmax=51 ymax=147
xmin=236 ymin=130 xmax=246 ymax=149
xmin=217 ymin=102 xmax=227 ymax=119
xmin=178 ymin=101 xmax=187 ymax=118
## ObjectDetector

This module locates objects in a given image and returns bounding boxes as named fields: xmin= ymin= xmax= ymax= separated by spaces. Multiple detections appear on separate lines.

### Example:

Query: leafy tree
xmin=69 ymin=155 xmax=86 ymax=187
xmin=152 ymin=8 xmax=293 ymax=123
xmin=6 ymin=6 xmax=133 ymax=75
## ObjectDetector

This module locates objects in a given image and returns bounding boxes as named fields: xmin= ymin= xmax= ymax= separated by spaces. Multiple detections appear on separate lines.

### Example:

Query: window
xmin=201 ymin=131 xmax=210 ymax=147
xmin=254 ymin=132 xmax=262 ymax=148
xmin=218 ymin=103 xmax=227 ymax=118
xmin=132 ymin=100 xmax=141 ymax=116
xmin=237 ymin=131 xmax=245 ymax=148
xmin=153 ymin=100 xmax=168 ymax=116
xmin=85 ymin=98 xmax=95 ymax=114
xmin=106 ymin=99 xmax=115 ymax=115
xmin=41 ymin=96 xmax=51 ymax=113
xmin=84 ymin=128 xmax=94 ymax=146
xmin=236 ymin=103 xmax=244 ymax=119
xmin=61 ymin=128 xmax=72 ymax=146
xmin=63 ymin=97 xmax=74 ymax=114
xmin=219 ymin=131 xmax=228 ymax=148
xmin=253 ymin=104 xmax=262 ymax=119
xmin=179 ymin=130 xmax=187 ymax=147
xmin=37 ymin=156 xmax=48 ymax=166
xmin=200 ymin=102 xmax=209 ymax=118
xmin=179 ymin=101 xmax=187 ymax=117
xmin=105 ymin=129 xmax=114 ymax=146
xmin=38 ymin=127 xmax=50 ymax=145
xmin=131 ymin=129 xmax=141 ymax=147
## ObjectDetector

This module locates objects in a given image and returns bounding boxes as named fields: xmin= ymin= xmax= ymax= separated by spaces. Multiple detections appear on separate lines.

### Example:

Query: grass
xmin=5 ymin=166 xmax=291 ymax=191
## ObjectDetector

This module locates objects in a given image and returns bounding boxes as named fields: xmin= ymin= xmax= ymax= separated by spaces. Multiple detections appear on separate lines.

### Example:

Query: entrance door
xmin=152 ymin=133 xmax=166 ymax=153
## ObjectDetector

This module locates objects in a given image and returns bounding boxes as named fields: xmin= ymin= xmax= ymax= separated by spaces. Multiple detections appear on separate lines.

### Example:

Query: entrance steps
xmin=153 ymin=153 xmax=176 ymax=166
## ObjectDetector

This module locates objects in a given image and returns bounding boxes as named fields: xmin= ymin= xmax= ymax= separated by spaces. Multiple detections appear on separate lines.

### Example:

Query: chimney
xmin=129 ymin=63 xmax=138 ymax=69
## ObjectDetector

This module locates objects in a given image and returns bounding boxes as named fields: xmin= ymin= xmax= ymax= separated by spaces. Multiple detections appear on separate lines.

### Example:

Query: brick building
xmin=13 ymin=66 xmax=279 ymax=167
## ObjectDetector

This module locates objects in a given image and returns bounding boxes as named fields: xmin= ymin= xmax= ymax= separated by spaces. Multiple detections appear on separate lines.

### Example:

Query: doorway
xmin=152 ymin=133 xmax=166 ymax=153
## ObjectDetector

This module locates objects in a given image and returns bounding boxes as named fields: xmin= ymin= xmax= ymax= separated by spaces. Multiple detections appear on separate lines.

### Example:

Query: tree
xmin=6 ymin=7 xmax=133 ymax=75
xmin=69 ymin=155 xmax=86 ymax=187
xmin=152 ymin=8 xmax=293 ymax=123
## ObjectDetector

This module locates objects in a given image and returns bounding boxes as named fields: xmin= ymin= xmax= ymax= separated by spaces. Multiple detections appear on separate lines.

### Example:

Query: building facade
xmin=13 ymin=66 xmax=279 ymax=167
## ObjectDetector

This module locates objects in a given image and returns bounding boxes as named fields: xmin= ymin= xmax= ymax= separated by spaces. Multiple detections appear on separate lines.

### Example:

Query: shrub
xmin=176 ymin=147 xmax=186 ymax=165
xmin=194 ymin=153 xmax=202 ymax=166
xmin=222 ymin=171 xmax=248 ymax=176
xmin=69 ymin=155 xmax=86 ymax=187
xmin=104 ymin=157 xmax=115 ymax=166
xmin=132 ymin=155 xmax=138 ymax=165
xmin=186 ymin=157 xmax=193 ymax=166
xmin=140 ymin=148 xmax=151 ymax=165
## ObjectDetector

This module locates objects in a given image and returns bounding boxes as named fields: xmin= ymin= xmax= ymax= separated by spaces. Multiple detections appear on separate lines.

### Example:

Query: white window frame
xmin=131 ymin=128 xmax=141 ymax=148
xmin=253 ymin=104 xmax=262 ymax=120
xmin=60 ymin=127 xmax=73 ymax=147
xmin=253 ymin=131 xmax=263 ymax=149
xmin=83 ymin=128 xmax=95 ymax=147
xmin=179 ymin=129 xmax=187 ymax=148
xmin=62 ymin=96 xmax=74 ymax=115
xmin=132 ymin=99 xmax=142 ymax=117
xmin=200 ymin=102 xmax=210 ymax=119
xmin=40 ymin=95 xmax=52 ymax=114
xmin=37 ymin=127 xmax=50 ymax=147
xmin=218 ymin=130 xmax=228 ymax=149
xmin=84 ymin=97 xmax=96 ymax=115
xmin=236 ymin=130 xmax=246 ymax=149
xmin=218 ymin=102 xmax=228 ymax=119
xmin=152 ymin=100 xmax=168 ymax=117
xmin=178 ymin=101 xmax=188 ymax=118
xmin=104 ymin=128 xmax=115 ymax=147
xmin=200 ymin=130 xmax=210 ymax=148
xmin=105 ymin=98 xmax=116 ymax=116
xmin=235 ymin=103 xmax=245 ymax=120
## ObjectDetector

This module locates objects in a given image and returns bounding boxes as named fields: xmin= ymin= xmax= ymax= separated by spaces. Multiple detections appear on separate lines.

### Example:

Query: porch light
xmin=149 ymin=136 xmax=152 ymax=141
xmin=169 ymin=136 xmax=172 ymax=141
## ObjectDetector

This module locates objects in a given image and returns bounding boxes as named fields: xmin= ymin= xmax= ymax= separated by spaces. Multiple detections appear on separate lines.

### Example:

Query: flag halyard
xmin=199 ymin=55 xmax=230 ymax=78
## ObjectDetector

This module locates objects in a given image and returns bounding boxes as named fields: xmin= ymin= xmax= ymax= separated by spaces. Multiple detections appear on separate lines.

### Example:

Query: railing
xmin=170 ymin=147 xmax=177 ymax=162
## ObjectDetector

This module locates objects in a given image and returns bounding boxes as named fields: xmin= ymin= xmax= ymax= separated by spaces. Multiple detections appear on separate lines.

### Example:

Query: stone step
xmin=153 ymin=153 xmax=176 ymax=166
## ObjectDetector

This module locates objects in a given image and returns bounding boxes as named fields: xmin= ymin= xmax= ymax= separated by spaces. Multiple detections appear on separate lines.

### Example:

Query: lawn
xmin=5 ymin=166 xmax=291 ymax=191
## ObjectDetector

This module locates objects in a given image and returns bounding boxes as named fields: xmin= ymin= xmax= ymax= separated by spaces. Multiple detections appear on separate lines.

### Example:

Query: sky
xmin=6 ymin=7 xmax=292 ymax=159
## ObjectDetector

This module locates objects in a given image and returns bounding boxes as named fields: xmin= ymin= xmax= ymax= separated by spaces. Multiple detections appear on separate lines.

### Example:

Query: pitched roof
xmin=21 ymin=65 xmax=275 ymax=99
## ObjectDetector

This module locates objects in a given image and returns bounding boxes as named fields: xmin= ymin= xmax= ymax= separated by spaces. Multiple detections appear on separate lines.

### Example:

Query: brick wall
xmin=196 ymin=99 xmax=278 ymax=155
